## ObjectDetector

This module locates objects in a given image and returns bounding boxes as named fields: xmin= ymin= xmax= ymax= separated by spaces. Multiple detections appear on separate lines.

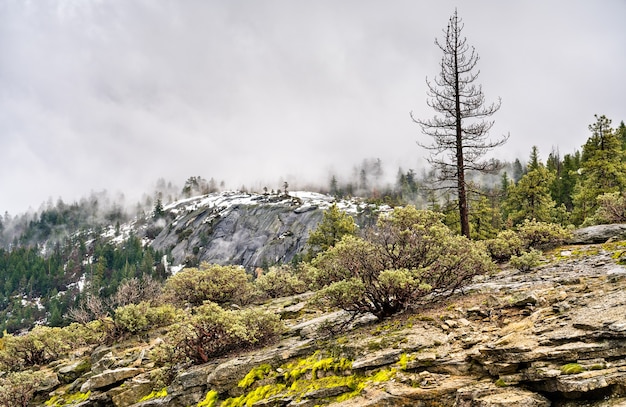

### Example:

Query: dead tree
xmin=412 ymin=9 xmax=508 ymax=238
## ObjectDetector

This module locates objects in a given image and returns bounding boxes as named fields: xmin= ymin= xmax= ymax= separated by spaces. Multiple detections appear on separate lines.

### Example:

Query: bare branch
xmin=411 ymin=8 xmax=507 ymax=238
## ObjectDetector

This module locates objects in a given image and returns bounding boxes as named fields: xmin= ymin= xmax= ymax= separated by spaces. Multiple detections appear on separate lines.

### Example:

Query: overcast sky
xmin=1 ymin=1 xmax=624 ymax=215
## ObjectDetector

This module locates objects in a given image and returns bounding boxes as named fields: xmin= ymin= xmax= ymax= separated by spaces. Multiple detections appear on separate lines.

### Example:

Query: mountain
xmin=141 ymin=191 xmax=380 ymax=270
xmin=0 ymin=191 xmax=383 ymax=333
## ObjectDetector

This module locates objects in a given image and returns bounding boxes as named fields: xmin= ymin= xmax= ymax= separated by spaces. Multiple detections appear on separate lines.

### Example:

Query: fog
xmin=1 ymin=1 xmax=625 ymax=214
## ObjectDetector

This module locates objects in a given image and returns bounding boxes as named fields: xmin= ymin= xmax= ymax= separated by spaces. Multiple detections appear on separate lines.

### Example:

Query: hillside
xmin=0 ymin=191 xmax=382 ymax=333
xmin=2 ymin=239 xmax=626 ymax=406
xmin=2 ymin=192 xmax=626 ymax=406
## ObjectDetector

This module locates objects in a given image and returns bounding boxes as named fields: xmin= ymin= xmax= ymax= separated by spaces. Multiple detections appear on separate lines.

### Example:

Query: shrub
xmin=516 ymin=219 xmax=571 ymax=250
xmin=157 ymin=302 xmax=283 ymax=365
xmin=163 ymin=263 xmax=255 ymax=306
xmin=114 ymin=302 xmax=178 ymax=335
xmin=313 ymin=207 xmax=494 ymax=319
xmin=510 ymin=249 xmax=543 ymax=271
xmin=484 ymin=230 xmax=524 ymax=262
xmin=255 ymin=265 xmax=307 ymax=298
xmin=485 ymin=221 xmax=570 ymax=262
xmin=0 ymin=370 xmax=45 ymax=407
xmin=0 ymin=326 xmax=72 ymax=369
xmin=111 ymin=276 xmax=162 ymax=308
xmin=589 ymin=191 xmax=626 ymax=225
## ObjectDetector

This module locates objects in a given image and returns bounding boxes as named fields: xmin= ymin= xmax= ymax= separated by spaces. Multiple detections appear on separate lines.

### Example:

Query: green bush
xmin=588 ymin=191 xmax=626 ymax=225
xmin=516 ymin=219 xmax=571 ymax=250
xmin=255 ymin=265 xmax=307 ymax=298
xmin=484 ymin=230 xmax=524 ymax=262
xmin=157 ymin=302 xmax=283 ymax=365
xmin=163 ymin=263 xmax=255 ymax=306
xmin=0 ymin=370 xmax=45 ymax=407
xmin=510 ymin=249 xmax=543 ymax=271
xmin=485 ymin=221 xmax=570 ymax=262
xmin=114 ymin=302 xmax=178 ymax=335
xmin=0 ymin=326 xmax=71 ymax=370
xmin=313 ymin=207 xmax=494 ymax=319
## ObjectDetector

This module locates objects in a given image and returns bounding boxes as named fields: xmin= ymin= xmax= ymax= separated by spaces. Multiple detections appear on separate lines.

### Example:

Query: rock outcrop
xmin=146 ymin=192 xmax=379 ymax=269
xmin=24 ymin=242 xmax=626 ymax=406
xmin=569 ymin=223 xmax=626 ymax=244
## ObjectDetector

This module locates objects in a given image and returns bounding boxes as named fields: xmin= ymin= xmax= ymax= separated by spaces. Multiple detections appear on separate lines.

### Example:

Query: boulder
xmin=58 ymin=358 xmax=92 ymax=384
xmin=569 ymin=224 xmax=626 ymax=244
xmin=81 ymin=367 xmax=144 ymax=392
xmin=110 ymin=376 xmax=153 ymax=407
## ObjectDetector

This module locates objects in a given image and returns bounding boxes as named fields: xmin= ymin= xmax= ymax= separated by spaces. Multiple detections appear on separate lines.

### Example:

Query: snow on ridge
xmin=164 ymin=190 xmax=340 ymax=216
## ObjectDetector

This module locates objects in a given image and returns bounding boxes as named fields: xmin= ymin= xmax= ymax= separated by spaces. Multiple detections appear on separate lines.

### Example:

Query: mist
xmin=1 ymin=1 xmax=625 ymax=214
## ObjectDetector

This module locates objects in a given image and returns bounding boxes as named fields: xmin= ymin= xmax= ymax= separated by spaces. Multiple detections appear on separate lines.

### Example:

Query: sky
xmin=1 ymin=1 xmax=625 ymax=215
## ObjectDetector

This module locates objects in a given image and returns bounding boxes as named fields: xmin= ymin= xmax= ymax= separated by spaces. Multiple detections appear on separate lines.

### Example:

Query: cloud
xmin=1 ymin=1 xmax=625 ymax=214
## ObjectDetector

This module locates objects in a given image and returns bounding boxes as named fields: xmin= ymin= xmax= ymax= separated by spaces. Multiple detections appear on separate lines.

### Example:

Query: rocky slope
xmin=26 ymin=238 xmax=626 ymax=407
xmin=137 ymin=191 xmax=381 ymax=269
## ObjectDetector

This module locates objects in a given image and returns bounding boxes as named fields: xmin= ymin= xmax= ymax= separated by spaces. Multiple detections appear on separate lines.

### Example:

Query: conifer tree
xmin=306 ymin=204 xmax=357 ymax=259
xmin=572 ymin=115 xmax=626 ymax=224
xmin=412 ymin=9 xmax=507 ymax=238
xmin=505 ymin=147 xmax=556 ymax=225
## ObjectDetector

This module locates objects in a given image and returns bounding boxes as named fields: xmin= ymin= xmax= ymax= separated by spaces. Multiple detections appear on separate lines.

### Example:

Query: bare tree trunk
xmin=412 ymin=9 xmax=507 ymax=238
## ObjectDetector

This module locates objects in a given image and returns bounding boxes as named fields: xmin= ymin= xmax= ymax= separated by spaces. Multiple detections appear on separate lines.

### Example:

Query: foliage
xmin=163 ymin=263 xmax=254 ymax=307
xmin=313 ymin=206 xmax=494 ymax=319
xmin=572 ymin=115 xmax=626 ymax=224
xmin=0 ymin=326 xmax=73 ymax=369
xmin=516 ymin=219 xmax=571 ymax=250
xmin=485 ymin=220 xmax=569 ymax=262
xmin=157 ymin=302 xmax=283 ymax=365
xmin=306 ymin=204 xmax=357 ymax=259
xmin=484 ymin=230 xmax=524 ymax=263
xmin=113 ymin=302 xmax=178 ymax=335
xmin=110 ymin=275 xmax=162 ymax=308
xmin=0 ymin=370 xmax=45 ymax=407
xmin=510 ymin=249 xmax=543 ymax=271
xmin=504 ymin=149 xmax=556 ymax=225
xmin=254 ymin=265 xmax=307 ymax=299
xmin=587 ymin=191 xmax=626 ymax=225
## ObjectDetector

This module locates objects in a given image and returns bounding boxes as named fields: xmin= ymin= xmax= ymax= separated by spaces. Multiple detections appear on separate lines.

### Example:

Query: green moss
xmin=370 ymin=368 xmax=396 ymax=382
xmin=221 ymin=384 xmax=287 ymax=407
xmin=138 ymin=388 xmax=167 ymax=402
xmin=561 ymin=363 xmax=585 ymax=375
xmin=197 ymin=390 xmax=218 ymax=407
xmin=398 ymin=353 xmax=415 ymax=371
xmin=221 ymin=353 xmax=397 ymax=406
xmin=44 ymin=391 xmax=91 ymax=406
xmin=282 ymin=352 xmax=352 ymax=381
xmin=494 ymin=378 xmax=508 ymax=387
xmin=238 ymin=364 xmax=272 ymax=389
xmin=588 ymin=363 xmax=605 ymax=371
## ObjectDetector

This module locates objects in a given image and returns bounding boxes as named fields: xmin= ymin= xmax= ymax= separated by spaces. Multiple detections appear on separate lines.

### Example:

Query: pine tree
xmin=412 ymin=9 xmax=508 ymax=238
xmin=512 ymin=159 xmax=525 ymax=183
xmin=505 ymin=147 xmax=556 ymax=225
xmin=572 ymin=115 xmax=626 ymax=224
xmin=306 ymin=204 xmax=357 ymax=259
